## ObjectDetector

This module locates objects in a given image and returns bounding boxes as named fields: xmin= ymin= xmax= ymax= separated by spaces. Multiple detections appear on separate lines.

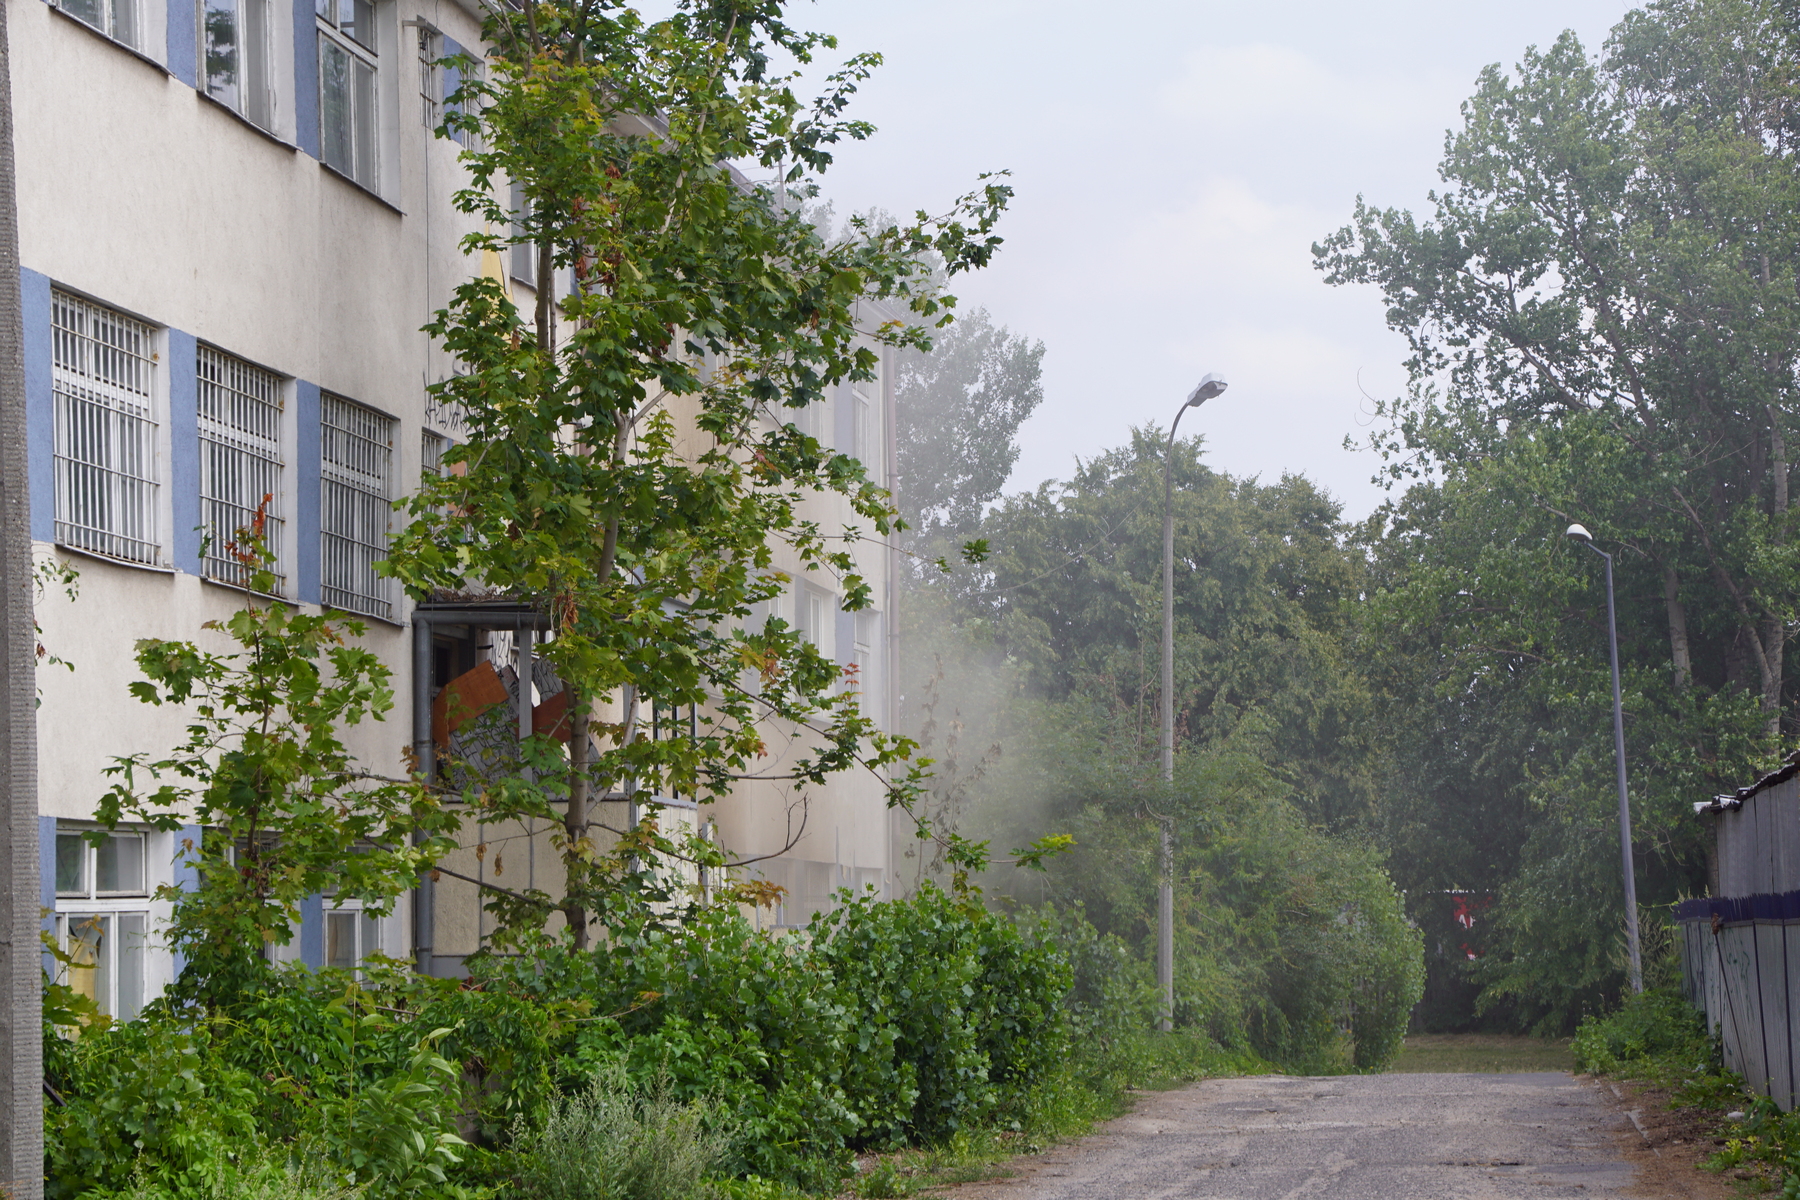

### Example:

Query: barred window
xmin=421 ymin=428 xmax=447 ymax=478
xmin=52 ymin=291 xmax=160 ymax=565
xmin=320 ymin=394 xmax=394 ymax=618
xmin=198 ymin=346 xmax=284 ymax=590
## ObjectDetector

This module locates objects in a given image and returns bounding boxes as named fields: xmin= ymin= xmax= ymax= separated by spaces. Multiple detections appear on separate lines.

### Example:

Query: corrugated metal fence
xmin=1676 ymin=763 xmax=1800 ymax=1110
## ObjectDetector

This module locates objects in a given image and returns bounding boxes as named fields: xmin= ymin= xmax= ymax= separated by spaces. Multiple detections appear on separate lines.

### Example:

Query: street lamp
xmin=1565 ymin=522 xmax=1644 ymax=994
xmin=1159 ymin=372 xmax=1228 ymax=1032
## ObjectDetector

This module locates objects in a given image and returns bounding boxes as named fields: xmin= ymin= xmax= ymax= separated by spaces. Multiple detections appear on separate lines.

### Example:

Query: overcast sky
xmin=782 ymin=0 xmax=1637 ymax=518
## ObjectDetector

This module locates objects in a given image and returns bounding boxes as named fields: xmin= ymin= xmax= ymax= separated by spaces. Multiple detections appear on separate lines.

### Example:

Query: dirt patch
xmin=1597 ymin=1076 xmax=1745 ymax=1199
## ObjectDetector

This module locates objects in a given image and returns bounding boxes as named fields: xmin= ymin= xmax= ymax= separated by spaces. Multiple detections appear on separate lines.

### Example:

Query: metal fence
xmin=1677 ymin=761 xmax=1800 ymax=1111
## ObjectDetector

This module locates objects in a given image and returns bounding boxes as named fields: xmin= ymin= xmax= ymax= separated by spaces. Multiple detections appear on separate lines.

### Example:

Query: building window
xmin=853 ymin=609 xmax=880 ymax=716
xmin=198 ymin=346 xmax=285 ymax=590
xmin=794 ymin=583 xmax=832 ymax=659
xmin=325 ymin=902 xmax=383 ymax=972
xmin=201 ymin=0 xmax=273 ymax=129
xmin=51 ymin=291 xmax=160 ymax=566
xmin=416 ymin=26 xmax=439 ymax=129
xmin=57 ymin=0 xmax=141 ymax=50
xmin=510 ymin=180 xmax=536 ymax=287
xmin=421 ymin=428 xmax=446 ymax=478
xmin=318 ymin=0 xmax=378 ymax=187
xmin=320 ymin=393 xmax=394 ymax=619
xmin=852 ymin=360 xmax=878 ymax=468
xmin=53 ymin=829 xmax=151 ymax=1021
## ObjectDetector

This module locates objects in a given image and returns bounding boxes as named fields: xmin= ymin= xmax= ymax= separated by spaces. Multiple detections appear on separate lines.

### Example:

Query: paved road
xmin=948 ymin=1072 xmax=1718 ymax=1199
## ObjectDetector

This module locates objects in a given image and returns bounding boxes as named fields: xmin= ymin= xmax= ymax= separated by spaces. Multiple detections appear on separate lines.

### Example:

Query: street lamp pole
xmin=1160 ymin=373 xmax=1227 ymax=1033
xmin=1566 ymin=523 xmax=1644 ymax=994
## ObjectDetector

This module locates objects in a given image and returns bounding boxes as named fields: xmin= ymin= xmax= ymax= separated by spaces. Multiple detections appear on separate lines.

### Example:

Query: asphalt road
xmin=945 ymin=1072 xmax=1713 ymax=1199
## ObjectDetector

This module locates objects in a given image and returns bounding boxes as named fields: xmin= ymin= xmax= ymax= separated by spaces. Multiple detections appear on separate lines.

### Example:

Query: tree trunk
xmin=1662 ymin=563 xmax=1691 ymax=693
xmin=1765 ymin=404 xmax=1788 ymax=738
xmin=0 ymin=0 xmax=43 ymax=1182
xmin=564 ymin=687 xmax=589 ymax=950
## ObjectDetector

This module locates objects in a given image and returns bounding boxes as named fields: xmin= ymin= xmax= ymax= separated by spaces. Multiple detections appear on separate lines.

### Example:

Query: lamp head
xmin=1186 ymin=373 xmax=1228 ymax=407
xmin=1565 ymin=523 xmax=1594 ymax=544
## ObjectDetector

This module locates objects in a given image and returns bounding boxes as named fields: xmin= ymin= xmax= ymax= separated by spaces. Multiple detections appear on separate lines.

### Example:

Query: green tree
xmin=894 ymin=306 xmax=1044 ymax=543
xmin=1314 ymin=0 xmax=1800 ymax=1026
xmin=387 ymin=0 xmax=1023 ymax=948
xmin=97 ymin=596 xmax=457 ymax=1005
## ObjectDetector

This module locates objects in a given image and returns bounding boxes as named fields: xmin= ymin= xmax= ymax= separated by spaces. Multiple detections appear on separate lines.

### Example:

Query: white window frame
xmin=317 ymin=0 xmax=379 ymax=187
xmin=320 ymin=393 xmax=395 ymax=619
xmin=852 ymin=361 xmax=878 ymax=467
xmin=852 ymin=609 xmax=880 ymax=715
xmin=323 ymin=898 xmax=385 ymax=973
xmin=416 ymin=25 xmax=439 ymax=130
xmin=53 ymin=827 xmax=153 ymax=1022
xmin=200 ymin=0 xmax=274 ymax=128
xmin=793 ymin=582 xmax=833 ymax=660
xmin=56 ymin=0 xmax=144 ymax=51
xmin=198 ymin=345 xmax=287 ymax=592
xmin=51 ymin=290 xmax=163 ymax=567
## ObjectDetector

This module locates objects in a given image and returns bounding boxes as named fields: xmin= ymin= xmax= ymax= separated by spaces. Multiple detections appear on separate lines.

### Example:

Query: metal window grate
xmin=198 ymin=346 xmax=285 ymax=590
xmin=421 ymin=428 xmax=447 ymax=478
xmin=52 ymin=291 xmax=160 ymax=565
xmin=321 ymin=394 xmax=394 ymax=618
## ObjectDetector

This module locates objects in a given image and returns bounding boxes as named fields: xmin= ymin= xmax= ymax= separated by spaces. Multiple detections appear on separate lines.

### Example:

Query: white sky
xmin=787 ymin=0 xmax=1636 ymax=518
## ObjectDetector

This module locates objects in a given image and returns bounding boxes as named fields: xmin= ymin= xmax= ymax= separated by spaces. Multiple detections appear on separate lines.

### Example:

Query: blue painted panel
xmin=39 ymin=816 xmax=56 ymax=976
xmin=166 ymin=329 xmax=200 ymax=571
xmin=296 ymin=381 xmax=320 ymax=603
xmin=22 ymin=270 xmax=51 ymax=543
xmin=293 ymin=0 xmax=319 ymax=158
xmin=166 ymin=0 xmax=196 ymax=87
xmin=298 ymin=893 xmax=324 ymax=969
xmin=169 ymin=825 xmax=201 ymax=978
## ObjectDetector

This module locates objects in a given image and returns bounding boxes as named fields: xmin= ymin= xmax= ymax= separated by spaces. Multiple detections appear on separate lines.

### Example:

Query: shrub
xmin=513 ymin=1070 xmax=733 ymax=1200
xmin=1570 ymin=987 xmax=1714 ymax=1076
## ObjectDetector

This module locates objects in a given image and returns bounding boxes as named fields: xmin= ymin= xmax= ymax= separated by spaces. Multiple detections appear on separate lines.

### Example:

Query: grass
xmin=1388 ymin=1033 xmax=1575 ymax=1074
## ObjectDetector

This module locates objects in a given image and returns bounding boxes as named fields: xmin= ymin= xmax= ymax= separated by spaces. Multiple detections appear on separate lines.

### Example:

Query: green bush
xmin=1570 ymin=987 xmax=1713 ymax=1076
xmin=513 ymin=1069 xmax=733 ymax=1200
xmin=813 ymin=884 xmax=1071 ymax=1146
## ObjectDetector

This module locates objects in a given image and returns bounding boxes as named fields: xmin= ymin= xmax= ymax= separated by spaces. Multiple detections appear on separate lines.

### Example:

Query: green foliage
xmin=893 ymin=306 xmax=1045 ymax=544
xmin=44 ymin=978 xmax=485 ymax=1200
xmin=93 ymin=600 xmax=457 ymax=1006
xmin=1570 ymin=988 xmax=1714 ymax=1077
xmin=512 ymin=1070 xmax=733 ymax=1200
xmin=813 ymin=884 xmax=1071 ymax=1146
xmin=384 ymin=0 xmax=1019 ymax=947
xmin=1315 ymin=0 xmax=1800 ymax=1028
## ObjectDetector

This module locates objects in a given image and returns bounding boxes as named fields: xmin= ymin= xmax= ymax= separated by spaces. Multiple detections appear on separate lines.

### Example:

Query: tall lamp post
xmin=1565 ymin=523 xmax=1644 ymax=994
xmin=1159 ymin=372 xmax=1228 ymax=1032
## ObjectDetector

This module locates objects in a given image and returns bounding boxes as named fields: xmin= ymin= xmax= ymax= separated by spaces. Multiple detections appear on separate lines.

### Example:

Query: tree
xmin=894 ymin=306 xmax=1044 ymax=544
xmin=386 ymin=0 xmax=1024 ymax=948
xmin=97 ymin=580 xmax=460 ymax=1006
xmin=1314 ymin=0 xmax=1800 ymax=1025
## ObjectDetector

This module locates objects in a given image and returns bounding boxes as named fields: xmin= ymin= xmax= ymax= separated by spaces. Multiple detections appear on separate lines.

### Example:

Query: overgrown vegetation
xmin=42 ymin=886 xmax=1256 ymax=1198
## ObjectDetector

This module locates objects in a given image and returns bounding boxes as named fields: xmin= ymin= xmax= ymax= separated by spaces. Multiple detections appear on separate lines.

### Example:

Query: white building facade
xmin=17 ymin=0 xmax=900 ymax=1012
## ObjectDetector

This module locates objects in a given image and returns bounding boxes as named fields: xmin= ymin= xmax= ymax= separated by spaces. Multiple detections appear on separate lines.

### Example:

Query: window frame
xmin=52 ymin=826 xmax=154 ymax=1023
xmin=317 ymin=0 xmax=380 ymax=188
xmin=199 ymin=0 xmax=275 ymax=129
xmin=55 ymin=0 xmax=145 ymax=53
xmin=319 ymin=392 xmax=396 ymax=620
xmin=197 ymin=344 xmax=288 ymax=592
xmin=50 ymin=289 xmax=165 ymax=569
